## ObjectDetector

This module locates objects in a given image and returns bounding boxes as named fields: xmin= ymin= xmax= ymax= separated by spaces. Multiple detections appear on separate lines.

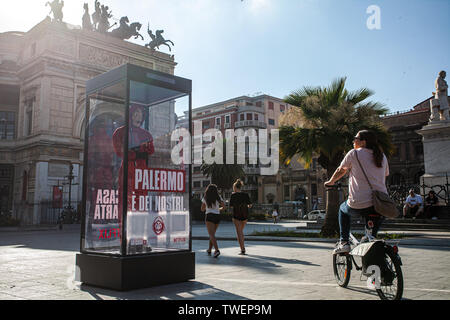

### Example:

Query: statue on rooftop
xmin=46 ymin=0 xmax=64 ymax=22
xmin=91 ymin=0 xmax=101 ymax=30
xmin=97 ymin=4 xmax=116 ymax=33
xmin=82 ymin=3 xmax=93 ymax=31
xmin=110 ymin=16 xmax=144 ymax=41
xmin=145 ymin=23 xmax=174 ymax=52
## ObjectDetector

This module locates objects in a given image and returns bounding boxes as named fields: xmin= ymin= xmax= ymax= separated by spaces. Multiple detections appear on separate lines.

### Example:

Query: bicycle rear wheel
xmin=333 ymin=253 xmax=351 ymax=287
xmin=376 ymin=250 xmax=403 ymax=300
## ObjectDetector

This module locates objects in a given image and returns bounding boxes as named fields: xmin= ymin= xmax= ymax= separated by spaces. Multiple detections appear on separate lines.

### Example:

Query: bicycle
xmin=328 ymin=184 xmax=404 ymax=300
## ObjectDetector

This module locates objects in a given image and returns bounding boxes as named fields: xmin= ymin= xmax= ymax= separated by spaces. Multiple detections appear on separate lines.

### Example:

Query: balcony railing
xmin=234 ymin=120 xmax=267 ymax=129
xmin=237 ymin=105 xmax=264 ymax=114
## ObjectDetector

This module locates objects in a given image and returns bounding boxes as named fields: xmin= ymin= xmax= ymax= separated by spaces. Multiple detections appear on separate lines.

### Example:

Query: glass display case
xmin=76 ymin=64 xmax=194 ymax=290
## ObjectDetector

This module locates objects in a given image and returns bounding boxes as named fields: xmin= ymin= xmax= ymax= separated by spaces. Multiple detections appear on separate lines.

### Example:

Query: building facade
xmin=381 ymin=98 xmax=431 ymax=185
xmin=0 ymin=18 xmax=176 ymax=224
xmin=190 ymin=95 xmax=326 ymax=211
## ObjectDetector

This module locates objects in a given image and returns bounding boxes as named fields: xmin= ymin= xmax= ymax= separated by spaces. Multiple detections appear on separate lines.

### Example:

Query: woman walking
xmin=201 ymin=184 xmax=225 ymax=258
xmin=229 ymin=179 xmax=252 ymax=255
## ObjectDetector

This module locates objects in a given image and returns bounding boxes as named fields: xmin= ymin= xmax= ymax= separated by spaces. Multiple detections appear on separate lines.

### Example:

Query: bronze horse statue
xmin=145 ymin=23 xmax=174 ymax=52
xmin=91 ymin=0 xmax=101 ymax=30
xmin=110 ymin=16 xmax=144 ymax=40
xmin=82 ymin=3 xmax=93 ymax=31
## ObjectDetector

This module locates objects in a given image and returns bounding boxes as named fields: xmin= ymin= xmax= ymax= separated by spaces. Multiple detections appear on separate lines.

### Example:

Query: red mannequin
xmin=90 ymin=119 xmax=114 ymax=190
xmin=113 ymin=105 xmax=154 ymax=235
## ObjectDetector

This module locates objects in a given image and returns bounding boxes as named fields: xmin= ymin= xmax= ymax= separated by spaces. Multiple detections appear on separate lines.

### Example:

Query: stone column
xmin=33 ymin=161 xmax=49 ymax=224
xmin=417 ymin=121 xmax=450 ymax=190
xmin=40 ymin=77 xmax=51 ymax=132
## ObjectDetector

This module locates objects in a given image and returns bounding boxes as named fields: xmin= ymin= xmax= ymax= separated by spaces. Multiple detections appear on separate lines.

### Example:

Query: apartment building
xmin=190 ymin=95 xmax=326 ymax=210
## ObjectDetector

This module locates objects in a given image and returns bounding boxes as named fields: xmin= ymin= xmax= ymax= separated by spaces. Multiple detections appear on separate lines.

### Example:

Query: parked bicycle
xmin=329 ymin=184 xmax=404 ymax=300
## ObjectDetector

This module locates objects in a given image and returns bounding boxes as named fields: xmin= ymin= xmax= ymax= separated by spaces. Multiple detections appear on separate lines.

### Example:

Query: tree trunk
xmin=320 ymin=166 xmax=341 ymax=237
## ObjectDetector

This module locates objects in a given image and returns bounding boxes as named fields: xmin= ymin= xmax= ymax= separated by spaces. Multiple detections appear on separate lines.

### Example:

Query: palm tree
xmin=279 ymin=77 xmax=394 ymax=236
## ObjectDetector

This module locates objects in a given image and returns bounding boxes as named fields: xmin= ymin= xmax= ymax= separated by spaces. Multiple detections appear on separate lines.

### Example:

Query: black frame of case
xmin=76 ymin=63 xmax=194 ymax=290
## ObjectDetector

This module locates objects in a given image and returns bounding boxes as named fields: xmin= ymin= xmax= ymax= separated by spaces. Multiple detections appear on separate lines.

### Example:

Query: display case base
xmin=75 ymin=251 xmax=195 ymax=291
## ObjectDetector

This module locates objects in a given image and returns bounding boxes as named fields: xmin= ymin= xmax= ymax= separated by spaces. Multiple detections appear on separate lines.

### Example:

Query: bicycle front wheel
xmin=333 ymin=253 xmax=351 ymax=287
xmin=376 ymin=250 xmax=404 ymax=300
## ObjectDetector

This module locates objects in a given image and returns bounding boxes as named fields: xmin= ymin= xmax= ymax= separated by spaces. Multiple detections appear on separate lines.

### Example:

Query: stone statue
xmin=82 ymin=3 xmax=93 ymax=31
xmin=145 ymin=24 xmax=174 ymax=52
xmin=110 ymin=16 xmax=144 ymax=40
xmin=91 ymin=0 xmax=101 ymax=30
xmin=46 ymin=0 xmax=64 ymax=22
xmin=430 ymin=70 xmax=450 ymax=122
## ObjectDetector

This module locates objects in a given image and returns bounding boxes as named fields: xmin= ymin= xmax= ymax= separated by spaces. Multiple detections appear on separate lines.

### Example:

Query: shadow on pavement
xmin=343 ymin=285 xmax=412 ymax=300
xmin=79 ymin=280 xmax=247 ymax=300
xmin=244 ymin=254 xmax=321 ymax=267
xmin=195 ymin=246 xmax=321 ymax=274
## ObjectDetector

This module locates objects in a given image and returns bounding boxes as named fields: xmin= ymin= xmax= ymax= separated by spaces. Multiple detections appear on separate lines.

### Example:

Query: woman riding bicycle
xmin=324 ymin=130 xmax=389 ymax=254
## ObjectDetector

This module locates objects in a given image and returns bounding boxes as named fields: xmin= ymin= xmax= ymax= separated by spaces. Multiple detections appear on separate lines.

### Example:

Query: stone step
xmin=298 ymin=219 xmax=450 ymax=231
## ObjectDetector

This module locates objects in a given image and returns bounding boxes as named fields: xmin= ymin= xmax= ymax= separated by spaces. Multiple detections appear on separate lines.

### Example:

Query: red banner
xmin=52 ymin=186 xmax=63 ymax=208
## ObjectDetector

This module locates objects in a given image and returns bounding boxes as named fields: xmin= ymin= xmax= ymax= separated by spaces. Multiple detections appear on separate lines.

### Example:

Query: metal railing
xmin=387 ymin=175 xmax=450 ymax=207
xmin=12 ymin=200 xmax=82 ymax=225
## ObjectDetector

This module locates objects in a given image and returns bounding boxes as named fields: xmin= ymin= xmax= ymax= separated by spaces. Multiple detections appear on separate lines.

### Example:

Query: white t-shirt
xmin=405 ymin=194 xmax=423 ymax=207
xmin=202 ymin=198 xmax=221 ymax=214
xmin=339 ymin=148 xmax=389 ymax=209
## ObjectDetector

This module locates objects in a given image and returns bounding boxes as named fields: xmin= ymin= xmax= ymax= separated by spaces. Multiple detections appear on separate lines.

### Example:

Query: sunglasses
xmin=353 ymin=136 xmax=362 ymax=141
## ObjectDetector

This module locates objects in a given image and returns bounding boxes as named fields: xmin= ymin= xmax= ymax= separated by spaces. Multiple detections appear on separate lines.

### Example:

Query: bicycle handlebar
xmin=325 ymin=182 xmax=343 ymax=191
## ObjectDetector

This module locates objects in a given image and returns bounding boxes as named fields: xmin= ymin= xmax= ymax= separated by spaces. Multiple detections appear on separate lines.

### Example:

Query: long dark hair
xmin=358 ymin=130 xmax=384 ymax=168
xmin=204 ymin=184 xmax=221 ymax=208
xmin=233 ymin=179 xmax=243 ymax=190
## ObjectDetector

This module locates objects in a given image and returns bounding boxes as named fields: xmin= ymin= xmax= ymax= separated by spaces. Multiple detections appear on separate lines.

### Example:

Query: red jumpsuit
xmin=112 ymin=120 xmax=154 ymax=235
xmin=90 ymin=126 xmax=114 ymax=190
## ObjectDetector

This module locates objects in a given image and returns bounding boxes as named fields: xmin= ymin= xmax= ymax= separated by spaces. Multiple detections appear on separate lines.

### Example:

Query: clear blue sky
xmin=1 ymin=0 xmax=449 ymax=112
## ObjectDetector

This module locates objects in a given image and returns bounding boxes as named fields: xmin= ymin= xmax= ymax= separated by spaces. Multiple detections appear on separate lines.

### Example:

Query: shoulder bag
xmin=355 ymin=151 xmax=399 ymax=218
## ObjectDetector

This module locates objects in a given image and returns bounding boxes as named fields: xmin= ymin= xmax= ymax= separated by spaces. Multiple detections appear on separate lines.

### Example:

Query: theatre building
xmin=0 ymin=18 xmax=176 ymax=225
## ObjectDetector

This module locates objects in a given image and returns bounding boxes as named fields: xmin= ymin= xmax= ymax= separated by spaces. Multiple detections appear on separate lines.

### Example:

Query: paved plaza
xmin=0 ymin=221 xmax=449 ymax=300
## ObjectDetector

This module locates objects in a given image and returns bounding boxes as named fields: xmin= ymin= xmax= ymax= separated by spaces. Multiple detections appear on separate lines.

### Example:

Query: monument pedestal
xmin=417 ymin=120 xmax=450 ymax=188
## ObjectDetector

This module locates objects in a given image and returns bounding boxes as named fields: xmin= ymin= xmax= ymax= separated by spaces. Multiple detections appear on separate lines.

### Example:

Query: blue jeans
xmin=338 ymin=201 xmax=382 ymax=242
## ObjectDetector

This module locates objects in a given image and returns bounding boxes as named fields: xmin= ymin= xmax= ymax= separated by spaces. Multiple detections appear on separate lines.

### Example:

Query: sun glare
xmin=1 ymin=0 xmax=84 ymax=33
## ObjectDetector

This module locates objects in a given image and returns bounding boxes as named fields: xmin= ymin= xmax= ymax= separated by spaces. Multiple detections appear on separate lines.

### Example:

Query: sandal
xmin=206 ymin=249 xmax=212 ymax=256
xmin=239 ymin=249 xmax=246 ymax=255
xmin=213 ymin=250 xmax=220 ymax=258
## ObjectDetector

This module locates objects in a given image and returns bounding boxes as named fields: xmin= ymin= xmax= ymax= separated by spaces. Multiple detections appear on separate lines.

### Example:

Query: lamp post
xmin=60 ymin=163 xmax=78 ymax=228
xmin=66 ymin=164 xmax=74 ymax=212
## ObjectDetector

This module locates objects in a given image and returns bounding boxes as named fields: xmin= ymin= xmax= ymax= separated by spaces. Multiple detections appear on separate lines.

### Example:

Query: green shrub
xmin=0 ymin=213 xmax=20 ymax=227
xmin=249 ymin=213 xmax=267 ymax=221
